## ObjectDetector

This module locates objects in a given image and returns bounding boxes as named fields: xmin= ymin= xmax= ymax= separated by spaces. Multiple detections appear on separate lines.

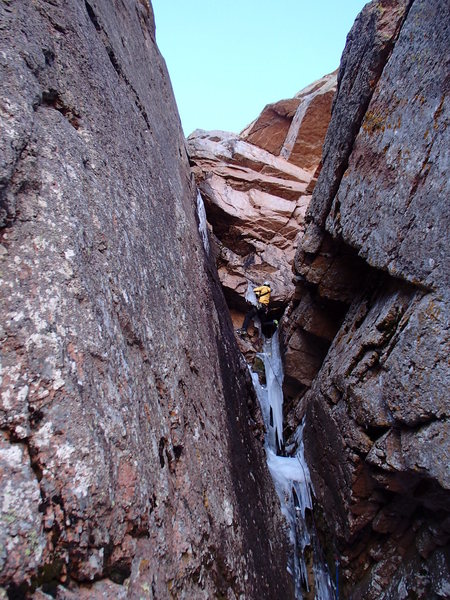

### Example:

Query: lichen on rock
xmin=0 ymin=1 xmax=293 ymax=597
xmin=286 ymin=0 xmax=450 ymax=597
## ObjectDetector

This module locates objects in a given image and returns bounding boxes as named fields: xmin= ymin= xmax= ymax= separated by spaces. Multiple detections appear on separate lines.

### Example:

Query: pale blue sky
xmin=152 ymin=1 xmax=368 ymax=136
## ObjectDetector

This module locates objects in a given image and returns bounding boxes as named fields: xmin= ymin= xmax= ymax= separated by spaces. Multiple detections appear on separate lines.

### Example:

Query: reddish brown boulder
xmin=240 ymin=98 xmax=301 ymax=157
xmin=187 ymin=72 xmax=337 ymax=327
xmin=188 ymin=130 xmax=312 ymax=307
xmin=241 ymin=71 xmax=337 ymax=172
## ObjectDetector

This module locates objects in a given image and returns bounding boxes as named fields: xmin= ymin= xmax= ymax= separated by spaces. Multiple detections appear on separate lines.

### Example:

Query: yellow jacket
xmin=254 ymin=285 xmax=271 ymax=306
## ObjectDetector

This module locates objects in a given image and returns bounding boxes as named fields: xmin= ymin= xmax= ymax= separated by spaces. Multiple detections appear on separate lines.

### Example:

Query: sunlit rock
xmin=242 ymin=70 xmax=337 ymax=172
xmin=188 ymin=129 xmax=313 ymax=307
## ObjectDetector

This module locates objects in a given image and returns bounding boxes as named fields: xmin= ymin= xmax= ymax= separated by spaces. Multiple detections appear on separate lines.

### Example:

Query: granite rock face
xmin=287 ymin=0 xmax=450 ymax=597
xmin=325 ymin=0 xmax=449 ymax=290
xmin=0 ymin=1 xmax=294 ymax=598
xmin=307 ymin=0 xmax=414 ymax=232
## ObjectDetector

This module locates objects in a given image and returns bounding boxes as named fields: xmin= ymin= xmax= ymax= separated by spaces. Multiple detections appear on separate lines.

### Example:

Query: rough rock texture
xmin=188 ymin=129 xmax=312 ymax=311
xmin=286 ymin=0 xmax=450 ymax=597
xmin=306 ymin=0 xmax=414 ymax=233
xmin=325 ymin=5 xmax=449 ymax=291
xmin=0 ymin=1 xmax=294 ymax=598
xmin=187 ymin=75 xmax=336 ymax=344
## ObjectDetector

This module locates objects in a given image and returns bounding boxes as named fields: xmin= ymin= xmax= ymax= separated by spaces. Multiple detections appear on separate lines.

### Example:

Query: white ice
xmin=255 ymin=331 xmax=284 ymax=451
xmin=244 ymin=281 xmax=258 ymax=306
xmin=196 ymin=191 xmax=210 ymax=254
xmin=250 ymin=331 xmax=334 ymax=599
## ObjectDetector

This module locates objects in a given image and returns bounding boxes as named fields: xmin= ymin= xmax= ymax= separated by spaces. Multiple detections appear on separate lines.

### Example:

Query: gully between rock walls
xmin=251 ymin=331 xmax=335 ymax=600
xmin=193 ymin=0 xmax=450 ymax=597
xmin=196 ymin=191 xmax=334 ymax=599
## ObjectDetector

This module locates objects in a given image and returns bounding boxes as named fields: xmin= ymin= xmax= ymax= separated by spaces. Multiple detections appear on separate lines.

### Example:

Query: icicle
xmin=245 ymin=281 xmax=258 ymax=306
xmin=253 ymin=331 xmax=284 ymax=451
xmin=196 ymin=191 xmax=210 ymax=254
xmin=263 ymin=332 xmax=284 ymax=451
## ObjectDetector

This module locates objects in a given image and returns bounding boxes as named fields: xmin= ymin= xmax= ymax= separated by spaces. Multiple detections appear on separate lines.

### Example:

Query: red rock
xmin=188 ymin=130 xmax=312 ymax=306
xmin=188 ymin=72 xmax=337 ymax=324
xmin=241 ymin=98 xmax=301 ymax=156
xmin=242 ymin=71 xmax=337 ymax=172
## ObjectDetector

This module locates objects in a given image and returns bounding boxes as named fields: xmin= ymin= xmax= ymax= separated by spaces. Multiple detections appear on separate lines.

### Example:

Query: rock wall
xmin=0 ymin=1 xmax=294 ymax=598
xmin=241 ymin=70 xmax=337 ymax=173
xmin=187 ymin=73 xmax=337 ymax=342
xmin=286 ymin=0 xmax=450 ymax=597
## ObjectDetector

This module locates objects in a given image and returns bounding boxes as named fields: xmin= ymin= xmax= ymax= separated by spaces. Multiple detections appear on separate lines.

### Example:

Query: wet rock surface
xmin=285 ymin=0 xmax=450 ymax=597
xmin=0 ymin=1 xmax=294 ymax=598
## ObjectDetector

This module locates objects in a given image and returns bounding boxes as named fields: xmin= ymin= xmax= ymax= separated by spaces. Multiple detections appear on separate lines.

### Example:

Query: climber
xmin=237 ymin=281 xmax=272 ymax=336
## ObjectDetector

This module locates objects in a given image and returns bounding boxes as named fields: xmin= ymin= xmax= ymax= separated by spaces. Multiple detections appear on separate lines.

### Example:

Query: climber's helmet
xmin=263 ymin=281 xmax=270 ymax=287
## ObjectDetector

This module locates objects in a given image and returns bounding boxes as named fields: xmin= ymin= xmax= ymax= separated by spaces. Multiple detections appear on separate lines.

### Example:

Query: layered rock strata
xmin=0 ymin=1 xmax=294 ymax=598
xmin=188 ymin=130 xmax=311 ymax=311
xmin=187 ymin=72 xmax=337 ymax=337
xmin=285 ymin=0 xmax=450 ymax=597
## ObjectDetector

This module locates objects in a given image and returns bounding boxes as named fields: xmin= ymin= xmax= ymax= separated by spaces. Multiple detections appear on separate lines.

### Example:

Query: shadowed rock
xmin=286 ymin=0 xmax=450 ymax=597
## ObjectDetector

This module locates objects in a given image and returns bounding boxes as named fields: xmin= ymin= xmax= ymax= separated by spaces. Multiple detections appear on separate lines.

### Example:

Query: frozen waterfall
xmin=196 ymin=191 xmax=210 ymax=254
xmin=251 ymin=330 xmax=334 ymax=599
xmin=245 ymin=281 xmax=258 ymax=307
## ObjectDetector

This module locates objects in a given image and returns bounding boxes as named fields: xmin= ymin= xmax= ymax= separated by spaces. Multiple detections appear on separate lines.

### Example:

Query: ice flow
xmin=251 ymin=330 xmax=334 ymax=599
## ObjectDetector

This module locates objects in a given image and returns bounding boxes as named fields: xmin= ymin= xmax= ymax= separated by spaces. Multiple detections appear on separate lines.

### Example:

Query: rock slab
xmin=0 ymin=1 xmax=293 ymax=598
xmin=187 ymin=73 xmax=337 ymax=334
